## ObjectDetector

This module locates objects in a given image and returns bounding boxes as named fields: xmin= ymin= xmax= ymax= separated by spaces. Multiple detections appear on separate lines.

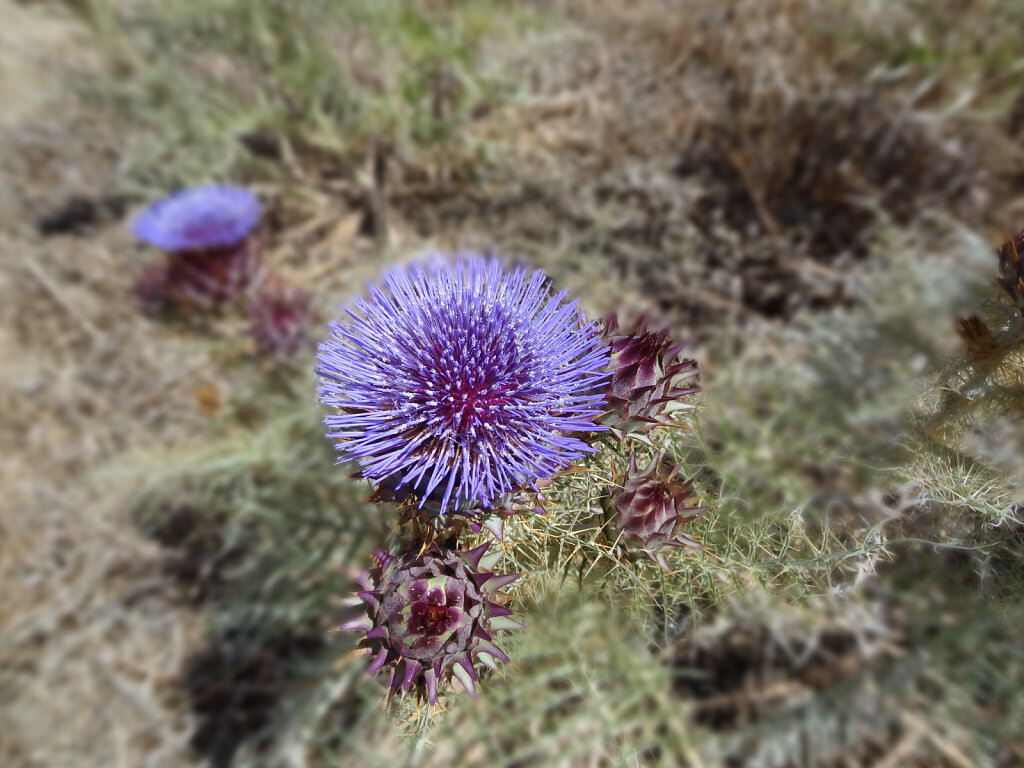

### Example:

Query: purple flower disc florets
xmin=132 ymin=185 xmax=262 ymax=252
xmin=317 ymin=255 xmax=610 ymax=513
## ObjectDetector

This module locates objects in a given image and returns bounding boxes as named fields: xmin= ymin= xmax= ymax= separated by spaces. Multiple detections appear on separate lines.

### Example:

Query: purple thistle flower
xmin=132 ymin=185 xmax=262 ymax=252
xmin=317 ymin=255 xmax=610 ymax=513
xmin=132 ymin=185 xmax=264 ymax=311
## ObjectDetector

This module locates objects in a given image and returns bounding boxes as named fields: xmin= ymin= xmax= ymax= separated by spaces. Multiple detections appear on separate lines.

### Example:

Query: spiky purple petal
xmin=336 ymin=615 xmax=373 ymax=632
xmin=366 ymin=647 xmax=390 ymax=675
xmin=461 ymin=542 xmax=490 ymax=570
xmin=452 ymin=656 xmax=477 ymax=698
xmin=482 ymin=573 xmax=520 ymax=592
xmin=488 ymin=616 xmax=526 ymax=632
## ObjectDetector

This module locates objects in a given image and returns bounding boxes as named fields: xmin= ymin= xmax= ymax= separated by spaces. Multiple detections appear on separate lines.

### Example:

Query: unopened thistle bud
xmin=600 ymin=314 xmax=699 ymax=435
xmin=997 ymin=228 xmax=1024 ymax=311
xmin=245 ymin=283 xmax=312 ymax=359
xmin=610 ymin=451 xmax=705 ymax=565
xmin=337 ymin=541 xmax=522 ymax=704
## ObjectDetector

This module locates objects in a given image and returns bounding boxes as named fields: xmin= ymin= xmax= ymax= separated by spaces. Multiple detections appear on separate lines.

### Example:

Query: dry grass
xmin=0 ymin=110 xmax=208 ymax=765
xmin=2 ymin=0 xmax=1024 ymax=766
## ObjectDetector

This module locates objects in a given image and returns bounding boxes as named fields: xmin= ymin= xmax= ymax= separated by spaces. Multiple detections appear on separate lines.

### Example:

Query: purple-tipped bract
xmin=132 ymin=185 xmax=262 ymax=253
xmin=317 ymin=256 xmax=609 ymax=513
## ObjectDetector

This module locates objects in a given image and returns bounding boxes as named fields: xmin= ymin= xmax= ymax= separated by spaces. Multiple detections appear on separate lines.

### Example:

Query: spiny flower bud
xmin=601 ymin=313 xmax=699 ymax=435
xmin=610 ymin=451 xmax=704 ymax=565
xmin=337 ymin=541 xmax=522 ymax=705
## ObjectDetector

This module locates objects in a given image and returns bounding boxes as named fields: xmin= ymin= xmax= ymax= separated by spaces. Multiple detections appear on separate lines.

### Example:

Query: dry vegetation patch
xmin=2 ymin=0 xmax=1024 ymax=766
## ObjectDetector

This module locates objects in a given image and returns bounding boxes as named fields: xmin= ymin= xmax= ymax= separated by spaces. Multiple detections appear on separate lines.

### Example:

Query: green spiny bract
xmin=610 ymin=451 xmax=704 ymax=566
xmin=600 ymin=313 xmax=699 ymax=436
xmin=338 ymin=541 xmax=522 ymax=705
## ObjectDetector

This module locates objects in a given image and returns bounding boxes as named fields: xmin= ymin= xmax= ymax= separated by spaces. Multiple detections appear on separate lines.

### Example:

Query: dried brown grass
xmin=3 ymin=0 xmax=1023 ymax=765
xmin=0 ymin=125 xmax=206 ymax=766
xmin=400 ymin=0 xmax=1020 ymax=348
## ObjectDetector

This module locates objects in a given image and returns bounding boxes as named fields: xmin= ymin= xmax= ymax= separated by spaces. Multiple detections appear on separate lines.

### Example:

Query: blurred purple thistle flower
xmin=132 ymin=185 xmax=264 ymax=311
xmin=317 ymin=255 xmax=609 ymax=513
xmin=132 ymin=185 xmax=262 ymax=252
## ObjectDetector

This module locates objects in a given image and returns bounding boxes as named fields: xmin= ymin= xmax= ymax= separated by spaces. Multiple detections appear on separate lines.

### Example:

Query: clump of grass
xmin=77 ymin=0 xmax=540 ymax=190
xmin=423 ymin=582 xmax=691 ymax=768
xmin=842 ymin=0 xmax=1024 ymax=108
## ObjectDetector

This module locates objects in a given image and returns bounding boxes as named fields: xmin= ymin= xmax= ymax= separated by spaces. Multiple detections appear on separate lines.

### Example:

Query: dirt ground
xmin=0 ymin=3 xmax=206 ymax=765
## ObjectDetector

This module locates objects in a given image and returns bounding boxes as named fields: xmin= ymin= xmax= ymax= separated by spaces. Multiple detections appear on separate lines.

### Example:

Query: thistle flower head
xmin=132 ymin=185 xmax=262 ymax=253
xmin=601 ymin=313 xmax=699 ymax=435
xmin=338 ymin=541 xmax=522 ymax=704
xmin=132 ymin=186 xmax=264 ymax=311
xmin=317 ymin=255 xmax=609 ymax=513
xmin=611 ymin=451 xmax=704 ymax=563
